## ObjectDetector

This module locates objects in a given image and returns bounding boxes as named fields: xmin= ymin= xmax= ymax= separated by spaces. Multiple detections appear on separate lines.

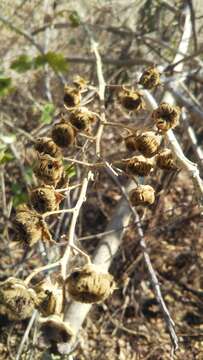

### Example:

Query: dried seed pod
xmin=134 ymin=131 xmax=161 ymax=158
xmin=65 ymin=263 xmax=116 ymax=303
xmin=30 ymin=185 xmax=64 ymax=214
xmin=52 ymin=121 xmax=76 ymax=148
xmin=118 ymin=88 xmax=144 ymax=111
xmin=73 ymin=75 xmax=88 ymax=90
xmin=139 ymin=66 xmax=160 ymax=89
xmin=34 ymin=280 xmax=63 ymax=317
xmin=69 ymin=107 xmax=95 ymax=132
xmin=129 ymin=185 xmax=155 ymax=206
xmin=125 ymin=135 xmax=137 ymax=152
xmin=156 ymin=148 xmax=177 ymax=170
xmin=39 ymin=315 xmax=75 ymax=345
xmin=126 ymin=155 xmax=153 ymax=176
xmin=152 ymin=102 xmax=180 ymax=132
xmin=34 ymin=153 xmax=64 ymax=187
xmin=14 ymin=204 xmax=52 ymax=246
xmin=64 ymin=85 xmax=81 ymax=107
xmin=34 ymin=137 xmax=62 ymax=158
xmin=0 ymin=277 xmax=36 ymax=320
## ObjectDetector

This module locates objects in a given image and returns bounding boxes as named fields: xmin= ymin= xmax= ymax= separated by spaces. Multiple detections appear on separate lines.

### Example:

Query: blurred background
xmin=0 ymin=0 xmax=203 ymax=359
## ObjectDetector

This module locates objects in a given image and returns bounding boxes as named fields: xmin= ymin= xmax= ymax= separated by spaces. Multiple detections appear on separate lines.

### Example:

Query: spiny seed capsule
xmin=30 ymin=185 xmax=64 ymax=214
xmin=14 ymin=204 xmax=51 ymax=247
xmin=139 ymin=66 xmax=160 ymax=89
xmin=119 ymin=88 xmax=144 ymax=111
xmin=39 ymin=315 xmax=75 ymax=344
xmin=64 ymin=85 xmax=81 ymax=108
xmin=52 ymin=121 xmax=76 ymax=148
xmin=126 ymin=155 xmax=153 ymax=176
xmin=156 ymin=148 xmax=178 ymax=170
xmin=0 ymin=277 xmax=36 ymax=320
xmin=34 ymin=137 xmax=62 ymax=158
xmin=152 ymin=102 xmax=180 ymax=132
xmin=65 ymin=263 xmax=116 ymax=303
xmin=129 ymin=185 xmax=155 ymax=206
xmin=69 ymin=107 xmax=95 ymax=132
xmin=134 ymin=131 xmax=161 ymax=158
xmin=34 ymin=153 xmax=64 ymax=187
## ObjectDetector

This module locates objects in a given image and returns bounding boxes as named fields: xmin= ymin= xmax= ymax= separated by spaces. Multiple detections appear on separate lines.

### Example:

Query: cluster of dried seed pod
xmin=120 ymin=66 xmax=181 ymax=207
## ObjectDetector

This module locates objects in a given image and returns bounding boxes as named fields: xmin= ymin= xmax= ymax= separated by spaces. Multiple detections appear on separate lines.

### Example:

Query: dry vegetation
xmin=0 ymin=0 xmax=203 ymax=359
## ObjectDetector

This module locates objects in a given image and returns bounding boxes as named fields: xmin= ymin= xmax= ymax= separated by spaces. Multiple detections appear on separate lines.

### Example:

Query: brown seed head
xmin=69 ymin=107 xmax=95 ymax=132
xmin=126 ymin=155 xmax=153 ymax=176
xmin=139 ymin=66 xmax=160 ymax=89
xmin=0 ymin=277 xmax=36 ymax=320
xmin=65 ymin=263 xmax=116 ymax=303
xmin=119 ymin=88 xmax=144 ymax=111
xmin=14 ymin=204 xmax=51 ymax=246
xmin=34 ymin=153 xmax=64 ymax=187
xmin=152 ymin=102 xmax=180 ymax=132
xmin=135 ymin=131 xmax=161 ymax=158
xmin=156 ymin=148 xmax=177 ymax=170
xmin=30 ymin=185 xmax=64 ymax=214
xmin=34 ymin=137 xmax=62 ymax=158
xmin=129 ymin=185 xmax=155 ymax=206
xmin=52 ymin=121 xmax=76 ymax=148
xmin=39 ymin=315 xmax=75 ymax=345
xmin=64 ymin=85 xmax=81 ymax=107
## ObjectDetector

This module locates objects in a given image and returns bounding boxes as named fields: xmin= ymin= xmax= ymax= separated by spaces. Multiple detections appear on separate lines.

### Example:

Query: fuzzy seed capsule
xmin=156 ymin=149 xmax=177 ymax=170
xmin=135 ymin=131 xmax=161 ymax=158
xmin=0 ymin=277 xmax=36 ymax=320
xmin=119 ymin=88 xmax=144 ymax=111
xmin=65 ymin=263 xmax=116 ymax=303
xmin=69 ymin=107 xmax=95 ymax=132
xmin=129 ymin=185 xmax=155 ymax=206
xmin=34 ymin=280 xmax=63 ymax=317
xmin=126 ymin=155 xmax=153 ymax=176
xmin=139 ymin=66 xmax=160 ymax=89
xmin=14 ymin=204 xmax=52 ymax=246
xmin=34 ymin=137 xmax=62 ymax=158
xmin=152 ymin=102 xmax=180 ymax=132
xmin=34 ymin=153 xmax=64 ymax=187
xmin=30 ymin=185 xmax=64 ymax=214
xmin=39 ymin=315 xmax=75 ymax=347
xmin=64 ymin=85 xmax=81 ymax=108
xmin=52 ymin=121 xmax=76 ymax=148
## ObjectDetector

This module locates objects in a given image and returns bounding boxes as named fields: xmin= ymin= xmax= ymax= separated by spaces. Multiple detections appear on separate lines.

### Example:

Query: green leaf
xmin=11 ymin=183 xmax=28 ymax=206
xmin=69 ymin=11 xmax=81 ymax=27
xmin=0 ymin=150 xmax=14 ymax=164
xmin=34 ymin=52 xmax=68 ymax=72
xmin=0 ymin=76 xmax=12 ymax=96
xmin=10 ymin=54 xmax=33 ymax=72
xmin=39 ymin=103 xmax=55 ymax=124
xmin=64 ymin=162 xmax=76 ymax=179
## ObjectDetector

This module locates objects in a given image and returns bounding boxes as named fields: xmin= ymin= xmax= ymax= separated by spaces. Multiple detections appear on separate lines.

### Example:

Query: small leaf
xmin=64 ymin=162 xmax=76 ymax=179
xmin=0 ymin=150 xmax=14 ymax=165
xmin=10 ymin=54 xmax=33 ymax=73
xmin=39 ymin=103 xmax=55 ymax=124
xmin=69 ymin=11 xmax=81 ymax=27
xmin=11 ymin=183 xmax=28 ymax=206
xmin=34 ymin=52 xmax=68 ymax=72
xmin=0 ymin=76 xmax=12 ymax=96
